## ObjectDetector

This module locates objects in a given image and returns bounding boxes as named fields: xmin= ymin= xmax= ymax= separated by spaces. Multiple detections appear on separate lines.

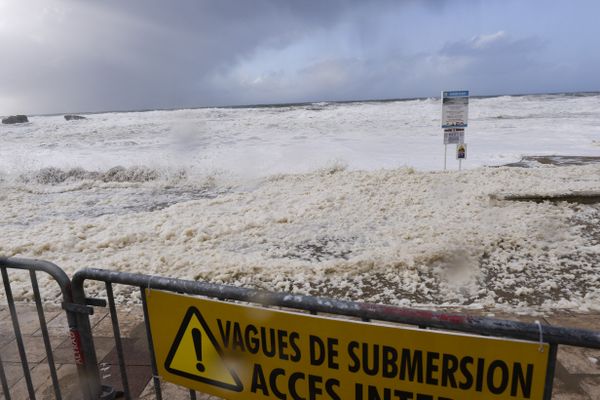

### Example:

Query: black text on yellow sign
xmin=146 ymin=290 xmax=550 ymax=400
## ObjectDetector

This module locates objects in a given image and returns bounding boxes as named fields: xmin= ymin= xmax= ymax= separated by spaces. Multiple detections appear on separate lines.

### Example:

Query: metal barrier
xmin=2 ymin=258 xmax=600 ymax=399
xmin=0 ymin=258 xmax=117 ymax=400
xmin=71 ymin=267 xmax=600 ymax=400
xmin=0 ymin=257 xmax=90 ymax=399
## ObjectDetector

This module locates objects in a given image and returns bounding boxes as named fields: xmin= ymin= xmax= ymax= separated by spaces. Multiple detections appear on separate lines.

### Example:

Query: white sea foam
xmin=1 ymin=164 xmax=600 ymax=313
xmin=1 ymin=94 xmax=599 ymax=312
xmin=1 ymin=93 xmax=599 ymax=177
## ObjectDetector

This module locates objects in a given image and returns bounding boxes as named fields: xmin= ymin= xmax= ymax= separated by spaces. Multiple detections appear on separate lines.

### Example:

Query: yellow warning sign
xmin=147 ymin=290 xmax=551 ymax=400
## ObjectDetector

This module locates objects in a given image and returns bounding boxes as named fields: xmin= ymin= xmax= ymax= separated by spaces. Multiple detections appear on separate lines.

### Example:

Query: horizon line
xmin=12 ymin=89 xmax=600 ymax=118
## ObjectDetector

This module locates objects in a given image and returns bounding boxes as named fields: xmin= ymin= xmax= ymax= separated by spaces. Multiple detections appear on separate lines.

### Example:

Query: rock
xmin=2 ymin=115 xmax=28 ymax=124
xmin=64 ymin=114 xmax=86 ymax=121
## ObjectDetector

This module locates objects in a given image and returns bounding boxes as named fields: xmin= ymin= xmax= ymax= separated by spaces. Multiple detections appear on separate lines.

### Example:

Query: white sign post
xmin=441 ymin=90 xmax=469 ymax=170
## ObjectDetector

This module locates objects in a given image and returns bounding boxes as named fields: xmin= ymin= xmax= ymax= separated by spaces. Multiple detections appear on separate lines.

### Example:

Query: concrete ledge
xmin=501 ymin=155 xmax=600 ymax=168
xmin=490 ymin=191 xmax=600 ymax=204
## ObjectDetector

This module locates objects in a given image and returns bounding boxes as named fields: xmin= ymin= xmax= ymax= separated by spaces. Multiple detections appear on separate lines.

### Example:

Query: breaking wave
xmin=18 ymin=166 xmax=185 ymax=185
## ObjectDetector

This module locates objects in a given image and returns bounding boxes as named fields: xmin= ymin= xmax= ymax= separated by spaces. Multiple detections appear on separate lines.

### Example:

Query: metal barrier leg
xmin=0 ymin=349 xmax=11 ymax=400
xmin=106 ymin=282 xmax=131 ymax=399
xmin=141 ymin=287 xmax=163 ymax=400
xmin=543 ymin=344 xmax=559 ymax=400
xmin=64 ymin=302 xmax=100 ymax=400
xmin=31 ymin=270 xmax=62 ymax=400
xmin=70 ymin=292 xmax=112 ymax=399
xmin=1 ymin=267 xmax=36 ymax=399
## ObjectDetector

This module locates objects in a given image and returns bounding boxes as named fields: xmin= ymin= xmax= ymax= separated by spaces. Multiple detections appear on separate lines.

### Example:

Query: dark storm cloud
xmin=434 ymin=32 xmax=551 ymax=92
xmin=0 ymin=0 xmax=361 ymax=113
xmin=0 ymin=0 xmax=598 ymax=114
xmin=206 ymin=30 xmax=549 ymax=104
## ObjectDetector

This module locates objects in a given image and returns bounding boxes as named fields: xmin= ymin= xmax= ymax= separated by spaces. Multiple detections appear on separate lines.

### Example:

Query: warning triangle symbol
xmin=164 ymin=306 xmax=243 ymax=392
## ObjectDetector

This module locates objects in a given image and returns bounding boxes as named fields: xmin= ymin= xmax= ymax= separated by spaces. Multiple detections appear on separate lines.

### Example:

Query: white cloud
xmin=472 ymin=31 xmax=507 ymax=49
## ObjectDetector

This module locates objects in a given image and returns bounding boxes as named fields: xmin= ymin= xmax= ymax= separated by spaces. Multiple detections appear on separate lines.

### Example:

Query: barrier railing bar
xmin=543 ymin=344 xmax=558 ymax=400
xmin=105 ymin=282 xmax=131 ymax=400
xmin=140 ymin=287 xmax=163 ymax=400
xmin=0 ymin=349 xmax=11 ymax=400
xmin=30 ymin=269 xmax=62 ymax=400
xmin=72 ymin=268 xmax=600 ymax=349
xmin=1 ymin=267 xmax=36 ymax=399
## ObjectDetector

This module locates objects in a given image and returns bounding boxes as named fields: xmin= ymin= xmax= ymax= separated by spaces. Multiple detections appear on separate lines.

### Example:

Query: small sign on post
xmin=441 ymin=90 xmax=469 ymax=170
xmin=444 ymin=128 xmax=465 ymax=145
xmin=457 ymin=143 xmax=467 ymax=159
xmin=457 ymin=143 xmax=467 ymax=171
xmin=442 ymin=91 xmax=469 ymax=128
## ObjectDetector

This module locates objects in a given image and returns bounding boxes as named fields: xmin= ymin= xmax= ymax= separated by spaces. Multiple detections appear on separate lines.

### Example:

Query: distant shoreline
xmin=24 ymin=90 xmax=600 ymax=119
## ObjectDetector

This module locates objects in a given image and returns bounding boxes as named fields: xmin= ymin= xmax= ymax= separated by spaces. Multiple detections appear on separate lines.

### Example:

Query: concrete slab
xmin=54 ymin=363 xmax=82 ymax=400
xmin=7 ymin=362 xmax=57 ymax=399
xmin=93 ymin=311 xmax=145 ymax=337
xmin=553 ymin=362 xmax=590 ymax=399
xmin=0 ymin=304 xmax=60 ymax=342
xmin=138 ymin=379 xmax=223 ymax=400
xmin=543 ymin=313 xmax=600 ymax=331
xmin=557 ymin=345 xmax=600 ymax=375
xmin=552 ymin=391 xmax=590 ymax=400
xmin=97 ymin=336 xmax=153 ymax=398
xmin=51 ymin=336 xmax=116 ymax=365
xmin=101 ymin=337 xmax=151 ymax=367
xmin=42 ymin=307 xmax=108 ymax=337
xmin=0 ymin=335 xmax=64 ymax=363
xmin=0 ymin=362 xmax=28 ymax=394
xmin=101 ymin=364 xmax=152 ymax=399
xmin=580 ymin=376 xmax=600 ymax=398
xmin=0 ymin=327 xmax=15 ymax=348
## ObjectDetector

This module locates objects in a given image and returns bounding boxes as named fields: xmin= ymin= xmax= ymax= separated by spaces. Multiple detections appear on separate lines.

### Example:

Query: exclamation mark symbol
xmin=192 ymin=328 xmax=205 ymax=372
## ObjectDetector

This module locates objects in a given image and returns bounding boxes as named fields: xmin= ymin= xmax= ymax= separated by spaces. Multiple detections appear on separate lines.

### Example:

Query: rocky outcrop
xmin=2 ymin=115 xmax=28 ymax=124
xmin=64 ymin=114 xmax=86 ymax=121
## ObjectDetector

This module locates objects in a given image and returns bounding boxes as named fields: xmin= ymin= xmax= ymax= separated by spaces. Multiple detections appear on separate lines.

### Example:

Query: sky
xmin=1 ymin=0 xmax=599 ymax=114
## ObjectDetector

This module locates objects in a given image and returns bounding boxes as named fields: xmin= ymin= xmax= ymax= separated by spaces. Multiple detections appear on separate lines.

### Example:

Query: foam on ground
xmin=1 ymin=165 xmax=599 ymax=313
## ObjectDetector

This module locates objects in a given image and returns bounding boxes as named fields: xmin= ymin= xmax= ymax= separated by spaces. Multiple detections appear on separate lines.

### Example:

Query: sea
xmin=1 ymin=92 xmax=599 ymax=311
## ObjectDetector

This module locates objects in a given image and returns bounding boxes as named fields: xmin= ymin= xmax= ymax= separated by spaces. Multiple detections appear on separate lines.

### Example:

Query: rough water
xmin=1 ymin=93 xmax=599 ymax=312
